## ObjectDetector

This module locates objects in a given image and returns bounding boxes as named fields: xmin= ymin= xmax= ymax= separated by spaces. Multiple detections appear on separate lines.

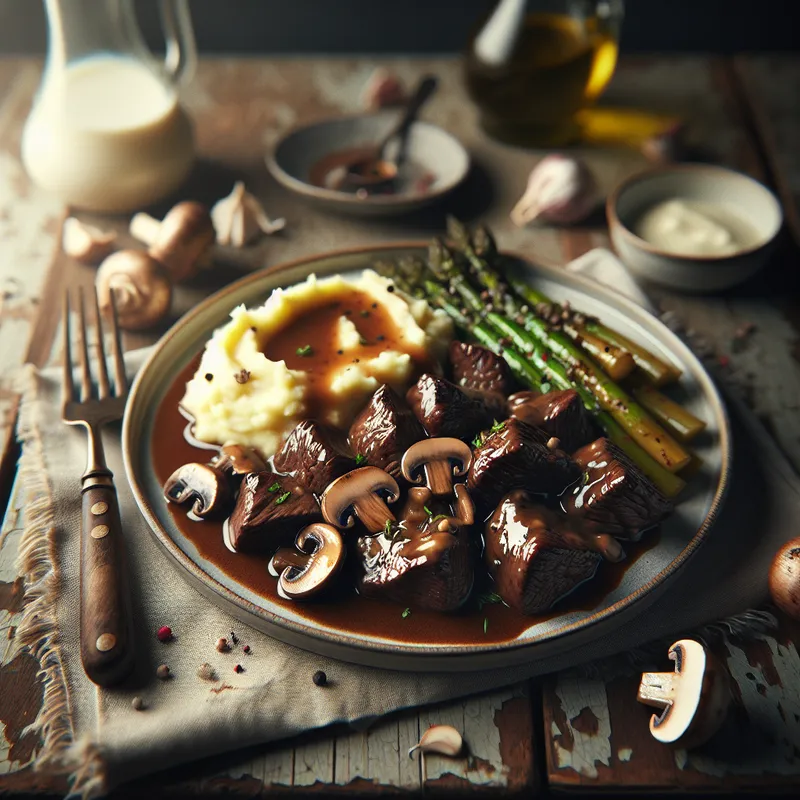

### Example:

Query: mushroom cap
xmin=271 ymin=523 xmax=345 ymax=600
xmin=638 ymin=639 xmax=731 ymax=748
xmin=217 ymin=443 xmax=267 ymax=475
xmin=96 ymin=250 xmax=172 ymax=331
xmin=320 ymin=466 xmax=400 ymax=529
xmin=768 ymin=537 xmax=800 ymax=620
xmin=150 ymin=201 xmax=215 ymax=282
xmin=163 ymin=462 xmax=231 ymax=519
xmin=400 ymin=437 xmax=473 ymax=484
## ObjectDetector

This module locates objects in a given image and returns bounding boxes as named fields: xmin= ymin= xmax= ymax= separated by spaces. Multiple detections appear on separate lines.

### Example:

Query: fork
xmin=62 ymin=286 xmax=135 ymax=687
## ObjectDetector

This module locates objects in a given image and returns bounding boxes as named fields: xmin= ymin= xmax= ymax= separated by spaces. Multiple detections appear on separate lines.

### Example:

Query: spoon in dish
xmin=341 ymin=74 xmax=438 ymax=192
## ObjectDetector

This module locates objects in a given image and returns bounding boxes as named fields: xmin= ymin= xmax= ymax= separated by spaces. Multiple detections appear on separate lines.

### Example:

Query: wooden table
xmin=2 ymin=54 xmax=800 ymax=797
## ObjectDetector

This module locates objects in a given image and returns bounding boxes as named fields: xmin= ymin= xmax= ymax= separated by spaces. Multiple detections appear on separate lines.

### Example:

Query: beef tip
xmin=223 ymin=469 xmax=321 ymax=553
xmin=348 ymin=384 xmax=426 ymax=476
xmin=468 ymin=417 xmax=581 ymax=512
xmin=449 ymin=340 xmax=514 ymax=396
xmin=273 ymin=420 xmax=356 ymax=494
xmin=485 ymin=490 xmax=623 ymax=615
xmin=406 ymin=373 xmax=494 ymax=442
xmin=356 ymin=486 xmax=474 ymax=612
xmin=508 ymin=389 xmax=596 ymax=453
xmin=564 ymin=438 xmax=673 ymax=540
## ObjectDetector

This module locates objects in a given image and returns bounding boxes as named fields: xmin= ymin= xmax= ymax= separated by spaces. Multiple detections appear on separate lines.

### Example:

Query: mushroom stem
xmin=129 ymin=212 xmax=161 ymax=247
xmin=354 ymin=492 xmax=397 ymax=534
xmin=453 ymin=483 xmax=475 ymax=526
xmin=424 ymin=460 xmax=456 ymax=496
xmin=637 ymin=671 xmax=679 ymax=707
xmin=271 ymin=548 xmax=309 ymax=574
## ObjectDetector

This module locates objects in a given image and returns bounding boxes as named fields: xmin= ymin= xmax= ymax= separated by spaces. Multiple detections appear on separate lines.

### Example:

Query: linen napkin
xmin=15 ymin=253 xmax=799 ymax=797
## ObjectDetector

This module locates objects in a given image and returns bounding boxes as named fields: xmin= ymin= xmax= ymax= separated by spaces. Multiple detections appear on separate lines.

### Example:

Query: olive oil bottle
xmin=465 ymin=0 xmax=623 ymax=146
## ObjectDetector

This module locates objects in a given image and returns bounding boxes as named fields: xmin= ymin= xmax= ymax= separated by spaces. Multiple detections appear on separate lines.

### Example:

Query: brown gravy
xmin=152 ymin=359 xmax=660 ymax=646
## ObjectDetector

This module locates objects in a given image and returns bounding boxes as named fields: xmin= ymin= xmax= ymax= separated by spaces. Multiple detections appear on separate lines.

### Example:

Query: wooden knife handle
xmin=80 ymin=475 xmax=135 ymax=687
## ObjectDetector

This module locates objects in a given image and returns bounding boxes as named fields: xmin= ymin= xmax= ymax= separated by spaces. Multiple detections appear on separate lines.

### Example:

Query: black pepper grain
xmin=205 ymin=373 xmax=213 ymax=381
xmin=313 ymin=670 xmax=327 ymax=686
xmin=337 ymin=349 xmax=343 ymax=355
xmin=387 ymin=285 xmax=395 ymax=293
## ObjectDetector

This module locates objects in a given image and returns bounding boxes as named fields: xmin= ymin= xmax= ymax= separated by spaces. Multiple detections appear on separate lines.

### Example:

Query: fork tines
xmin=62 ymin=287 xmax=127 ymax=405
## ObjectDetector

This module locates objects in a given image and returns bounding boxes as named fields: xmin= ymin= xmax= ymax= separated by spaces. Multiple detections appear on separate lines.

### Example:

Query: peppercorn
xmin=234 ymin=664 xmax=244 ymax=674
xmin=131 ymin=696 xmax=145 ymax=711
xmin=243 ymin=645 xmax=251 ymax=654
xmin=216 ymin=637 xmax=229 ymax=653
xmin=156 ymin=625 xmax=173 ymax=643
xmin=156 ymin=664 xmax=171 ymax=680
xmin=313 ymin=670 xmax=327 ymax=687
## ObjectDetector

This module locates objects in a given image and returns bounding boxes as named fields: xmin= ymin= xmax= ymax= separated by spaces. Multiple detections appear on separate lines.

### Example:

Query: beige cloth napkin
xmin=15 ymin=252 xmax=799 ymax=797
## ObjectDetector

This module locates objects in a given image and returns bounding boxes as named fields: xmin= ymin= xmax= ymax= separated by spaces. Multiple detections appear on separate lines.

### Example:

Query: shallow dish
xmin=607 ymin=164 xmax=783 ymax=292
xmin=123 ymin=245 xmax=730 ymax=671
xmin=266 ymin=112 xmax=470 ymax=217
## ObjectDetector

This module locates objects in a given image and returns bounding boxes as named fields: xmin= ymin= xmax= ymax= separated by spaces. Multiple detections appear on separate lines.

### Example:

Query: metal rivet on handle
xmin=91 ymin=501 xmax=108 ymax=515
xmin=91 ymin=524 xmax=109 ymax=539
xmin=96 ymin=633 xmax=116 ymax=652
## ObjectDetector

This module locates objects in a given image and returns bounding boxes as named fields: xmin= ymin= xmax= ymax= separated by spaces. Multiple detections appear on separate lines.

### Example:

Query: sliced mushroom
xmin=637 ymin=639 xmax=731 ymax=749
xmin=62 ymin=217 xmax=117 ymax=265
xmin=320 ymin=466 xmax=400 ymax=534
xmin=163 ymin=462 xmax=233 ymax=520
xmin=268 ymin=523 xmax=345 ymax=600
xmin=214 ymin=443 xmax=267 ymax=476
xmin=401 ymin=438 xmax=473 ymax=497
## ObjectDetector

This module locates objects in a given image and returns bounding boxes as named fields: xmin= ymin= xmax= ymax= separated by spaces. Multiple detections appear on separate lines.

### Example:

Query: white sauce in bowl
xmin=633 ymin=199 xmax=762 ymax=257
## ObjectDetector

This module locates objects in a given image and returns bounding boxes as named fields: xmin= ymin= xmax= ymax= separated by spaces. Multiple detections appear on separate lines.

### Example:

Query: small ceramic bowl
xmin=607 ymin=165 xmax=783 ymax=292
xmin=266 ymin=112 xmax=470 ymax=217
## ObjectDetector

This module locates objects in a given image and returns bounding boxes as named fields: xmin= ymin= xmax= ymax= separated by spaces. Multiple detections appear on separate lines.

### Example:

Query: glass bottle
xmin=22 ymin=0 xmax=197 ymax=212
xmin=464 ymin=0 xmax=624 ymax=147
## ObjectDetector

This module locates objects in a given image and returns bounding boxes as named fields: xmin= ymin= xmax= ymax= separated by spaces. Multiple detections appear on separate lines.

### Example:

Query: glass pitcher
xmin=22 ymin=0 xmax=197 ymax=213
xmin=464 ymin=0 xmax=623 ymax=147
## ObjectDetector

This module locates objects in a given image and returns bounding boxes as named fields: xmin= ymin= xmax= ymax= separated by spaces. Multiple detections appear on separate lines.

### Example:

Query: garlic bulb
xmin=211 ymin=182 xmax=285 ymax=247
xmin=408 ymin=725 xmax=464 ymax=758
xmin=62 ymin=217 xmax=117 ymax=265
xmin=511 ymin=154 xmax=598 ymax=227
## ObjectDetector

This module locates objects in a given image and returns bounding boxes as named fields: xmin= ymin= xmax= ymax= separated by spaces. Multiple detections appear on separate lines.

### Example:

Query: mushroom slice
xmin=268 ymin=523 xmax=345 ymax=600
xmin=637 ymin=639 xmax=731 ymax=749
xmin=215 ymin=443 xmax=267 ymax=476
xmin=320 ymin=466 xmax=400 ymax=534
xmin=401 ymin=438 xmax=473 ymax=497
xmin=163 ymin=462 xmax=232 ymax=520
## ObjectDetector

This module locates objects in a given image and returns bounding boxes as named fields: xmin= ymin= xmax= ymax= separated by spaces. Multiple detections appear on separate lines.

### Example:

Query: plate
xmin=265 ymin=113 xmax=470 ymax=217
xmin=123 ymin=245 xmax=731 ymax=671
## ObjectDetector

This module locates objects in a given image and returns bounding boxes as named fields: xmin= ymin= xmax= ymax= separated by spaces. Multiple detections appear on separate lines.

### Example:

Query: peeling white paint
xmin=553 ymin=674 xmax=612 ymax=778
xmin=617 ymin=747 xmax=633 ymax=762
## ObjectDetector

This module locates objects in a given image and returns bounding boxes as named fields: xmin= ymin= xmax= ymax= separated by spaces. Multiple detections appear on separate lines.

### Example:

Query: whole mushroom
xmin=769 ymin=537 xmax=800 ymax=620
xmin=401 ymin=438 xmax=473 ymax=497
xmin=320 ymin=466 xmax=400 ymax=534
xmin=163 ymin=462 xmax=233 ymax=520
xmin=268 ymin=523 xmax=345 ymax=600
xmin=95 ymin=250 xmax=172 ymax=331
xmin=637 ymin=639 xmax=731 ymax=749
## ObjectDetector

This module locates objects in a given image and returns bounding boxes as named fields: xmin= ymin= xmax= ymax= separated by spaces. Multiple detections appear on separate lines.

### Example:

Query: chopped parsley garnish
xmin=359 ymin=337 xmax=369 ymax=346
xmin=384 ymin=518 xmax=393 ymax=536
xmin=295 ymin=344 xmax=313 ymax=357
xmin=355 ymin=453 xmax=367 ymax=466
xmin=489 ymin=419 xmax=505 ymax=434
xmin=540 ymin=382 xmax=552 ymax=394
xmin=360 ymin=310 xmax=370 ymax=318
xmin=401 ymin=608 xmax=412 ymax=619
xmin=423 ymin=505 xmax=433 ymax=516
xmin=471 ymin=433 xmax=485 ymax=449
xmin=477 ymin=591 xmax=503 ymax=610
xmin=483 ymin=618 xmax=489 ymax=634
xmin=431 ymin=514 xmax=448 ymax=523
xmin=275 ymin=491 xmax=292 ymax=505
xmin=268 ymin=482 xmax=281 ymax=493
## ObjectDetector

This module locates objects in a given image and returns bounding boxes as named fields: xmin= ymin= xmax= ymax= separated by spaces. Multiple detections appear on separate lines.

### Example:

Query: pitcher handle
xmin=158 ymin=0 xmax=197 ymax=85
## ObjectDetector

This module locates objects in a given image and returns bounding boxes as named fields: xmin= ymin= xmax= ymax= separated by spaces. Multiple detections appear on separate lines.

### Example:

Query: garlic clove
xmin=62 ymin=217 xmax=117 ymax=265
xmin=511 ymin=154 xmax=598 ymax=227
xmin=408 ymin=724 xmax=464 ymax=759
xmin=361 ymin=67 xmax=407 ymax=110
xmin=211 ymin=182 xmax=285 ymax=247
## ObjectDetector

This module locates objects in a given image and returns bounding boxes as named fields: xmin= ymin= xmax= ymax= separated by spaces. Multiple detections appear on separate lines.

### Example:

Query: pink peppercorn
xmin=156 ymin=626 xmax=173 ymax=643
xmin=243 ymin=645 xmax=251 ymax=654
xmin=718 ymin=355 xmax=730 ymax=368
xmin=234 ymin=664 xmax=244 ymax=674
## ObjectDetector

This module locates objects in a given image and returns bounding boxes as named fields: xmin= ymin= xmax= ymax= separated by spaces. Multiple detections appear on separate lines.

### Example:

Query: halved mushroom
xmin=163 ymin=462 xmax=232 ymax=520
xmin=401 ymin=438 xmax=472 ymax=497
xmin=320 ymin=466 xmax=400 ymax=534
xmin=637 ymin=639 xmax=731 ymax=749
xmin=215 ymin=443 xmax=267 ymax=476
xmin=268 ymin=523 xmax=345 ymax=600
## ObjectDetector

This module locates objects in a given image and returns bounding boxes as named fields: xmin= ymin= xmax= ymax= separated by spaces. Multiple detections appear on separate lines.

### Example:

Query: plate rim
xmin=123 ymin=242 xmax=731 ymax=668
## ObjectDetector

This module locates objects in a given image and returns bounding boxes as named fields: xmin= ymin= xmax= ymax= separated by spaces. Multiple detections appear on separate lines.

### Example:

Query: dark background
xmin=0 ymin=0 xmax=798 ymax=55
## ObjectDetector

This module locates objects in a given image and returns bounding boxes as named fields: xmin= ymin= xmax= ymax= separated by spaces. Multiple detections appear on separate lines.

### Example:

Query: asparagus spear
xmin=628 ymin=379 xmax=707 ymax=442
xmin=390 ymin=254 xmax=685 ymax=497
xmin=446 ymin=218 xmax=691 ymax=474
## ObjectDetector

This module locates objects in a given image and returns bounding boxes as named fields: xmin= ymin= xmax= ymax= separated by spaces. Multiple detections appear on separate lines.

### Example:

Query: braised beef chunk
xmin=406 ymin=373 xmax=494 ymax=442
xmin=508 ymin=389 xmax=596 ymax=453
xmin=273 ymin=420 xmax=356 ymax=494
xmin=450 ymin=341 xmax=514 ymax=396
xmin=485 ymin=490 xmax=601 ymax=615
xmin=467 ymin=418 xmax=581 ymax=511
xmin=223 ymin=470 xmax=321 ymax=553
xmin=564 ymin=438 xmax=673 ymax=540
xmin=348 ymin=385 xmax=426 ymax=476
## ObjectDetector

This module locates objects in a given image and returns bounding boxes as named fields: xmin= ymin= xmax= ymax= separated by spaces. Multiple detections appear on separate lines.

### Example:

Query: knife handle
xmin=80 ymin=473 xmax=135 ymax=687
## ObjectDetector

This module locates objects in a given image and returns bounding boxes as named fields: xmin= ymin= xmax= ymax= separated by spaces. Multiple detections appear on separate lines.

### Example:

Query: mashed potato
xmin=181 ymin=270 xmax=452 ymax=456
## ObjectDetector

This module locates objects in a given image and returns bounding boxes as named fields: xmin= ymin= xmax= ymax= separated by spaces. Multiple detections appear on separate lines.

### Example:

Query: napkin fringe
xmin=13 ymin=365 xmax=102 ymax=796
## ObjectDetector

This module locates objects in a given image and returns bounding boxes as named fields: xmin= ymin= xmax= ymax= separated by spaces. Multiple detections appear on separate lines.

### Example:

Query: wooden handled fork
xmin=62 ymin=287 xmax=135 ymax=687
